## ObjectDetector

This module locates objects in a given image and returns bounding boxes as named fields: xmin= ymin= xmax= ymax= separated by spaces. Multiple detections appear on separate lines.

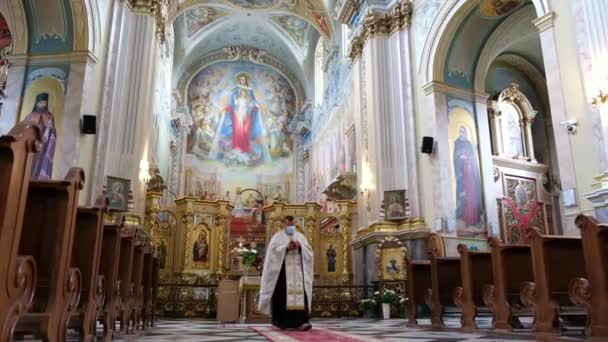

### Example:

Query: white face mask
xmin=285 ymin=225 xmax=296 ymax=235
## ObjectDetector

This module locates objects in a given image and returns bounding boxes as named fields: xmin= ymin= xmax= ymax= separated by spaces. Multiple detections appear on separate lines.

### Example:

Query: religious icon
xmin=384 ymin=190 xmax=407 ymax=221
xmin=326 ymin=243 xmax=336 ymax=273
xmin=192 ymin=231 xmax=209 ymax=263
xmin=453 ymin=126 xmax=483 ymax=227
xmin=158 ymin=240 xmax=167 ymax=270
xmin=386 ymin=258 xmax=400 ymax=275
xmin=106 ymin=176 xmax=130 ymax=212
xmin=24 ymin=93 xmax=57 ymax=180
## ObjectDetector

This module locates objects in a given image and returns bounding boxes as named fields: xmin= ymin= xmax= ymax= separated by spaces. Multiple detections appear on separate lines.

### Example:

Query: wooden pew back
xmin=405 ymin=258 xmax=431 ymax=324
xmin=0 ymin=123 xmax=40 ymax=340
xmin=99 ymin=217 xmax=124 ymax=339
xmin=17 ymin=168 xmax=85 ymax=341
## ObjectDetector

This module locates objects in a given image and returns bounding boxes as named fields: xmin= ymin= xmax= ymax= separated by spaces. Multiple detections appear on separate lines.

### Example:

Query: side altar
xmin=145 ymin=193 xmax=358 ymax=283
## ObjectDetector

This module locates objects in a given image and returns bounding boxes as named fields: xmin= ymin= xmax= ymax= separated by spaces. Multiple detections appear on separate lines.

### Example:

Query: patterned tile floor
xmin=114 ymin=317 xmax=585 ymax=342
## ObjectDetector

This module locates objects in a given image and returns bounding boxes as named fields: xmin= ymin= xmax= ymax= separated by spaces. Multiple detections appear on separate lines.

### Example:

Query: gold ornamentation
xmin=375 ymin=236 xmax=407 ymax=280
xmin=593 ymin=90 xmax=607 ymax=106
xmin=348 ymin=0 xmax=413 ymax=61
xmin=339 ymin=214 xmax=352 ymax=281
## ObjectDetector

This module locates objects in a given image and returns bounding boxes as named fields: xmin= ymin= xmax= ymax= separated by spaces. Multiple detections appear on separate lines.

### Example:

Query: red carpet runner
xmin=252 ymin=326 xmax=384 ymax=342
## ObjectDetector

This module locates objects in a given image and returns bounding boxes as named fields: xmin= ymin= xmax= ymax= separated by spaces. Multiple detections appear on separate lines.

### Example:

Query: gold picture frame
xmin=376 ymin=236 xmax=407 ymax=281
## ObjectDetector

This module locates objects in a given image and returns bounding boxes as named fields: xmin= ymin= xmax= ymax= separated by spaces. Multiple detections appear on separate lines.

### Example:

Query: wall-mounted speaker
xmin=421 ymin=136 xmax=434 ymax=154
xmin=81 ymin=115 xmax=96 ymax=134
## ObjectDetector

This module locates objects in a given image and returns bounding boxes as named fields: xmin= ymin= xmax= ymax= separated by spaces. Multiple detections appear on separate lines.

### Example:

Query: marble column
xmin=91 ymin=2 xmax=159 ymax=216
xmin=576 ymin=0 xmax=608 ymax=218
xmin=533 ymin=13 xmax=578 ymax=234
xmin=356 ymin=25 xmax=418 ymax=225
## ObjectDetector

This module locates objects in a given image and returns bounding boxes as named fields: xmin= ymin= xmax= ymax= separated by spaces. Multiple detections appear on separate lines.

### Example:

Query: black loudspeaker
xmin=421 ymin=136 xmax=434 ymax=154
xmin=81 ymin=115 xmax=96 ymax=134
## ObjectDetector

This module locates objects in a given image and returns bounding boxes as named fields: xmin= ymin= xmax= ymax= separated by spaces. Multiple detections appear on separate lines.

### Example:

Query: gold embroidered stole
xmin=284 ymin=248 xmax=305 ymax=311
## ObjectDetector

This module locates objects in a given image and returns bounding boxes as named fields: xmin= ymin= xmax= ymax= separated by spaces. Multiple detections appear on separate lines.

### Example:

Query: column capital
xmin=347 ymin=0 xmax=412 ymax=61
xmin=123 ymin=0 xmax=167 ymax=43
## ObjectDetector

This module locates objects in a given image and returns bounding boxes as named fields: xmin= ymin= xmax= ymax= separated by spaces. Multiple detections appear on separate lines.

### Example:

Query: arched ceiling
xmin=171 ymin=0 xmax=334 ymax=101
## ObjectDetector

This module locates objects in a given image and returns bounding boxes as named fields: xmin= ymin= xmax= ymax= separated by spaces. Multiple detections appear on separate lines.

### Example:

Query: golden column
xmin=339 ymin=213 xmax=352 ymax=283
xmin=215 ymin=201 xmax=230 ymax=280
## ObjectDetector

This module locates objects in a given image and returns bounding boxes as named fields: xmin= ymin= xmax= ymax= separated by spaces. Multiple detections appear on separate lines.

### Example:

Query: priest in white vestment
xmin=258 ymin=216 xmax=313 ymax=330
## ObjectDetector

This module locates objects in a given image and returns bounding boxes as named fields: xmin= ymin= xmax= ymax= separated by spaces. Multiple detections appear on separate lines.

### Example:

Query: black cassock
xmin=271 ymin=250 xmax=309 ymax=329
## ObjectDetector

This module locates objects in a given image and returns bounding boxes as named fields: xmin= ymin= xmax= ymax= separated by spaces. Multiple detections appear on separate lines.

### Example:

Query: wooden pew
xmin=483 ymin=237 xmax=533 ymax=330
xmin=68 ymin=205 xmax=107 ymax=341
xmin=0 ymin=123 xmax=40 ymax=340
xmin=99 ymin=216 xmax=125 ymax=340
xmin=141 ymin=246 xmax=155 ymax=329
xmin=130 ymin=231 xmax=147 ymax=331
xmin=405 ymin=257 xmax=431 ymax=325
xmin=15 ymin=168 xmax=85 ymax=341
xmin=425 ymin=250 xmax=462 ymax=328
xmin=569 ymin=215 xmax=608 ymax=337
xmin=453 ymin=244 xmax=493 ymax=331
xmin=118 ymin=227 xmax=137 ymax=334
xmin=520 ymin=229 xmax=586 ymax=334
xmin=151 ymin=256 xmax=160 ymax=327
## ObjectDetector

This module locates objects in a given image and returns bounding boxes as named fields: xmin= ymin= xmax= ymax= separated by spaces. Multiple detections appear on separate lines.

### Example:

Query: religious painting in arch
xmin=448 ymin=102 xmax=487 ymax=238
xmin=189 ymin=223 xmax=211 ymax=269
xmin=183 ymin=60 xmax=295 ymax=200
xmin=319 ymin=216 xmax=343 ymax=281
xmin=19 ymin=71 xmax=67 ymax=180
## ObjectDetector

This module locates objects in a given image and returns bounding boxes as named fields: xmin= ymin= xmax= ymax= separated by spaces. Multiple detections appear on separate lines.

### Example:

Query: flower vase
xmin=382 ymin=303 xmax=391 ymax=319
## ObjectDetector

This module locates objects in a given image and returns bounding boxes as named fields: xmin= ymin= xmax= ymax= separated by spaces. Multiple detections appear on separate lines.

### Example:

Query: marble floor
xmin=114 ymin=318 xmax=585 ymax=342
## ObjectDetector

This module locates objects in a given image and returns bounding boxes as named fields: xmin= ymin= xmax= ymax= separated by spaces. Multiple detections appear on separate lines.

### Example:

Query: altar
xmin=239 ymin=276 xmax=270 ymax=323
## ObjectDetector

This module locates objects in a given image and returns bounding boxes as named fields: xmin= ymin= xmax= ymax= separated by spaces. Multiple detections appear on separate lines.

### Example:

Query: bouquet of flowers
xmin=236 ymin=246 xmax=258 ymax=267
xmin=374 ymin=289 xmax=398 ymax=304
xmin=360 ymin=298 xmax=377 ymax=311
xmin=398 ymin=296 xmax=408 ymax=316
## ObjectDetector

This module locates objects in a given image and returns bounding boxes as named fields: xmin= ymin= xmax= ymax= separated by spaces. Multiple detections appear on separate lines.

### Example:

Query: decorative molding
xmin=492 ymin=156 xmax=550 ymax=173
xmin=593 ymin=91 xmax=608 ymax=106
xmin=8 ymin=50 xmax=99 ymax=66
xmin=334 ymin=0 xmax=360 ymax=24
xmin=222 ymin=46 xmax=266 ymax=64
xmin=123 ymin=0 xmax=167 ymax=43
xmin=422 ymin=80 xmax=489 ymax=103
xmin=347 ymin=0 xmax=413 ymax=61
xmin=532 ymin=11 xmax=555 ymax=32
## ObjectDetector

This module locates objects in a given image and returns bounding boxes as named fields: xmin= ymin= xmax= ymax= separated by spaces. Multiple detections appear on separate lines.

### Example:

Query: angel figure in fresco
xmin=24 ymin=93 xmax=57 ymax=180
xmin=454 ymin=126 xmax=483 ymax=227
xmin=193 ymin=232 xmax=208 ymax=263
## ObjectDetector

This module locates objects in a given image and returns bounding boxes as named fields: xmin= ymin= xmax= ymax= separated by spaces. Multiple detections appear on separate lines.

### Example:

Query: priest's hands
xmin=287 ymin=240 xmax=300 ymax=251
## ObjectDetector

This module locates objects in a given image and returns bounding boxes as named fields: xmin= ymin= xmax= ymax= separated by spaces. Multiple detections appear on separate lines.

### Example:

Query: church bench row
xmin=0 ymin=123 xmax=159 ymax=341
xmin=406 ymin=221 xmax=608 ymax=338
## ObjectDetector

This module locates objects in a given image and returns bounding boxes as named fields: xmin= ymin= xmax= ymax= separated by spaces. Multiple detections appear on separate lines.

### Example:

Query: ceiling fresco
xmin=172 ymin=0 xmax=331 ymax=104
xmin=185 ymin=6 xmax=230 ymax=38
xmin=271 ymin=15 xmax=309 ymax=47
